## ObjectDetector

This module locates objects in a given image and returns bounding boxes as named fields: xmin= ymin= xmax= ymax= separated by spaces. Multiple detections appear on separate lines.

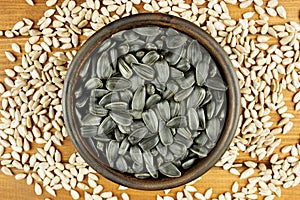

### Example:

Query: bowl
xmin=62 ymin=13 xmax=240 ymax=190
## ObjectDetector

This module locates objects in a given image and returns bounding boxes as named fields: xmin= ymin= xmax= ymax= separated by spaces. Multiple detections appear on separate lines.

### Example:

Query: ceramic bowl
xmin=62 ymin=13 xmax=240 ymax=190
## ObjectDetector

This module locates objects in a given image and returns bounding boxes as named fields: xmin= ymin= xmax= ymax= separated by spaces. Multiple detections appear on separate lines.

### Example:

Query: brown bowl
xmin=62 ymin=13 xmax=240 ymax=190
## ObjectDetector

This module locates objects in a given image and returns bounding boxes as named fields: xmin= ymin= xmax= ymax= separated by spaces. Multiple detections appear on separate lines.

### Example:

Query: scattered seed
xmin=35 ymin=183 xmax=43 ymax=195
xmin=5 ymin=51 xmax=16 ymax=62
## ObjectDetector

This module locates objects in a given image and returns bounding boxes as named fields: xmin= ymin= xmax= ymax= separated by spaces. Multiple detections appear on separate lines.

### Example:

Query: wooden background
xmin=0 ymin=0 xmax=299 ymax=199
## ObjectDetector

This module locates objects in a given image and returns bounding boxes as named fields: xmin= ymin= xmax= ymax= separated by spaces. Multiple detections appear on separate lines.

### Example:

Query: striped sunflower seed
xmin=131 ymin=62 xmax=155 ymax=81
xmin=142 ymin=109 xmax=158 ymax=133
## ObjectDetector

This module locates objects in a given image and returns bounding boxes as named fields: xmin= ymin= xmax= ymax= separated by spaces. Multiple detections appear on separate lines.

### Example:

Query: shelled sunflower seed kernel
xmin=75 ymin=25 xmax=227 ymax=178
xmin=0 ymin=0 xmax=299 ymax=199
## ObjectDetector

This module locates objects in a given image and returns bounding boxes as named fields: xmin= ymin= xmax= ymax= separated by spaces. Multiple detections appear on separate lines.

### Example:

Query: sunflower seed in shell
xmin=109 ymin=48 xmax=118 ymax=69
xmin=79 ymin=58 xmax=91 ymax=79
xmin=130 ymin=121 xmax=145 ymax=131
xmin=84 ymin=77 xmax=103 ymax=90
xmin=176 ymin=58 xmax=191 ymax=72
xmin=118 ymin=138 xmax=130 ymax=155
xmin=169 ymin=141 xmax=187 ymax=158
xmin=145 ymin=94 xmax=161 ymax=109
xmin=157 ymin=101 xmax=171 ymax=121
xmin=133 ymin=26 xmax=161 ymax=36
xmin=117 ymin=44 xmax=130 ymax=55
xmin=161 ymin=89 xmax=174 ymax=100
xmin=139 ymin=135 xmax=160 ymax=151
xmin=118 ymin=125 xmax=131 ymax=134
xmin=81 ymin=126 xmax=98 ymax=137
xmin=144 ymin=155 xmax=158 ymax=177
xmin=170 ymin=101 xmax=181 ymax=117
xmin=195 ymin=60 xmax=209 ymax=86
xmin=166 ymin=116 xmax=188 ymax=128
xmin=205 ymin=101 xmax=215 ymax=120
xmin=105 ymin=102 xmax=128 ymax=110
xmin=134 ymin=173 xmax=151 ymax=179
xmin=146 ymin=84 xmax=156 ymax=95
xmin=166 ymin=27 xmax=179 ymax=36
xmin=190 ymin=145 xmax=209 ymax=158
xmin=176 ymin=72 xmax=195 ymax=90
xmin=123 ymin=30 xmax=140 ymax=41
xmin=76 ymin=95 xmax=89 ymax=108
xmin=130 ymin=110 xmax=143 ymax=120
xmin=170 ymin=67 xmax=185 ymax=79
xmin=81 ymin=114 xmax=102 ymax=126
xmin=142 ymin=109 xmax=158 ymax=133
xmin=132 ymin=62 xmax=155 ymax=81
xmin=75 ymin=85 xmax=83 ymax=99
xmin=97 ymin=38 xmax=113 ymax=53
xmin=158 ymin=122 xmax=173 ymax=146
xmin=165 ymin=47 xmax=184 ymax=65
xmin=97 ymin=116 xmax=116 ymax=135
xmin=174 ymin=134 xmax=193 ymax=149
xmin=142 ymin=150 xmax=154 ymax=167
xmin=166 ymin=35 xmax=188 ymax=49
xmin=145 ymin=43 xmax=158 ymax=51
xmin=118 ymin=58 xmax=133 ymax=79
xmin=96 ymin=52 xmax=113 ymax=79
xmin=119 ymin=90 xmax=133 ymax=103
xmin=154 ymin=59 xmax=170 ymax=86
xmin=91 ymin=89 xmax=110 ymax=99
xmin=195 ymin=132 xmax=209 ymax=146
xmin=182 ymin=158 xmax=197 ymax=169
xmin=187 ymin=40 xmax=203 ymax=66
xmin=186 ymin=87 xmax=206 ymax=108
xmin=114 ymin=129 xmax=125 ymax=142
xmin=205 ymin=77 xmax=228 ymax=91
xmin=155 ymin=39 xmax=164 ymax=49
xmin=124 ymin=54 xmax=139 ymax=65
xmin=213 ymin=91 xmax=226 ymax=116
xmin=94 ymin=135 xmax=112 ymax=145
xmin=106 ymin=140 xmax=119 ymax=167
xmin=129 ymin=75 xmax=145 ymax=91
xmin=164 ymin=151 xmax=175 ymax=163
xmin=159 ymin=162 xmax=181 ymax=178
xmin=156 ymin=143 xmax=168 ymax=157
xmin=174 ymin=87 xmax=194 ymax=102
xmin=130 ymin=42 xmax=145 ymax=52
xmin=142 ymin=50 xmax=160 ymax=64
xmin=209 ymin=61 xmax=218 ymax=77
xmin=106 ymin=77 xmax=132 ymax=91
xmin=146 ymin=163 xmax=158 ymax=178
xmin=206 ymin=117 xmax=221 ymax=143
xmin=128 ymin=127 xmax=149 ymax=144
xmin=98 ymin=92 xmax=119 ymax=106
xmin=177 ymin=128 xmax=192 ymax=139
xmin=130 ymin=145 xmax=143 ymax=164
xmin=110 ymin=110 xmax=133 ymax=127
xmin=166 ymin=80 xmax=180 ymax=94
xmin=115 ymin=156 xmax=128 ymax=172
xmin=197 ymin=108 xmax=206 ymax=129
xmin=187 ymin=108 xmax=199 ymax=130
xmin=89 ymin=104 xmax=108 ymax=117
xmin=132 ymin=86 xmax=146 ymax=111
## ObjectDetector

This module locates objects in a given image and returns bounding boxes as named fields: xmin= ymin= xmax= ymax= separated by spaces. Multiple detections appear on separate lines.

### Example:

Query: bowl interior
xmin=62 ymin=13 xmax=240 ymax=190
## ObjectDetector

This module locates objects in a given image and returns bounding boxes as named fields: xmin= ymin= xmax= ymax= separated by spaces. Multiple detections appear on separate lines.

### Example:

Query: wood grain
xmin=0 ymin=0 xmax=299 ymax=200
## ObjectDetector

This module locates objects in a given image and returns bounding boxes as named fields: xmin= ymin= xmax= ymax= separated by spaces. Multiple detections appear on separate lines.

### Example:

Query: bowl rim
xmin=62 ymin=13 xmax=241 ymax=190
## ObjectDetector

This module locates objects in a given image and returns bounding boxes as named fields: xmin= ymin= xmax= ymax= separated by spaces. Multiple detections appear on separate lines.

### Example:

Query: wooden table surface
xmin=0 ymin=0 xmax=299 ymax=199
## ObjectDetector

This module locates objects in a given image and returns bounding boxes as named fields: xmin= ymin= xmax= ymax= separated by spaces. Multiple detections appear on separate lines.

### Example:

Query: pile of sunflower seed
xmin=75 ymin=26 xmax=228 ymax=178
